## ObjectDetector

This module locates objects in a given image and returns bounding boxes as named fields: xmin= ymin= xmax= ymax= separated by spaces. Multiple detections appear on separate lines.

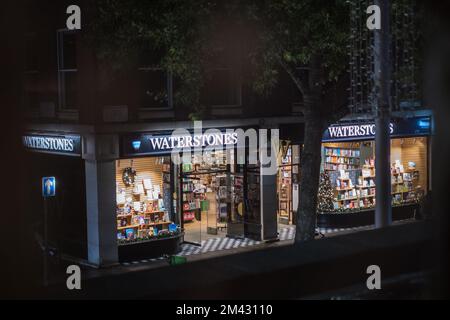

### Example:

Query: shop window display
xmin=115 ymin=157 xmax=180 ymax=244
xmin=320 ymin=137 xmax=428 ymax=213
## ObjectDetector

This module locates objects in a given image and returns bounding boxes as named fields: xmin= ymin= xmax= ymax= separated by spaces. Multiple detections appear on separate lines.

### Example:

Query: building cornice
xmin=24 ymin=116 xmax=304 ymax=135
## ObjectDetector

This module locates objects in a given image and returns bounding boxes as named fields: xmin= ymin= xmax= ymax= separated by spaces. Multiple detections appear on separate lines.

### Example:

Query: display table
xmin=317 ymin=203 xmax=419 ymax=229
xmin=118 ymin=232 xmax=184 ymax=262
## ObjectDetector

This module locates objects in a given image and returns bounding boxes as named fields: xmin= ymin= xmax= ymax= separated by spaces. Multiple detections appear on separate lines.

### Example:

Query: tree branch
xmin=278 ymin=58 xmax=305 ymax=97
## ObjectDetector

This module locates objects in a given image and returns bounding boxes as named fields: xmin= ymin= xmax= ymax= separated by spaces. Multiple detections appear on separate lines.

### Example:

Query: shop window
xmin=137 ymin=67 xmax=173 ymax=109
xmin=115 ymin=157 xmax=179 ymax=244
xmin=319 ymin=137 xmax=428 ymax=213
xmin=390 ymin=137 xmax=428 ymax=205
xmin=57 ymin=30 xmax=78 ymax=110
xmin=206 ymin=68 xmax=242 ymax=107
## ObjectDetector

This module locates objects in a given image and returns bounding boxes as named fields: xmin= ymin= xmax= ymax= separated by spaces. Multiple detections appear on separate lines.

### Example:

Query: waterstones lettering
xmin=325 ymin=123 xmax=394 ymax=140
xmin=323 ymin=117 xmax=432 ymax=142
xmin=149 ymin=132 xmax=239 ymax=151
xmin=124 ymin=131 xmax=240 ymax=156
xmin=22 ymin=134 xmax=81 ymax=156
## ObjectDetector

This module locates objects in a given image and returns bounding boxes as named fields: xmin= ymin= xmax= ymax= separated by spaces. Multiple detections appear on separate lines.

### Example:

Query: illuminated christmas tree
xmin=317 ymin=171 xmax=335 ymax=213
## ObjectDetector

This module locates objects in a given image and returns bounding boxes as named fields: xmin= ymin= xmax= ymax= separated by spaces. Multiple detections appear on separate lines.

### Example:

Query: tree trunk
xmin=295 ymin=106 xmax=326 ymax=242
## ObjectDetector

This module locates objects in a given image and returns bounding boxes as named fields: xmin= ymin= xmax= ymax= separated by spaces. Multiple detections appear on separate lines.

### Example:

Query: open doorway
xmin=180 ymin=149 xmax=245 ymax=245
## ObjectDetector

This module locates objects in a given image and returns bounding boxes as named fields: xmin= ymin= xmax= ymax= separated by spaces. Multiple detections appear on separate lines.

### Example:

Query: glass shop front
xmin=116 ymin=129 xmax=262 ymax=261
xmin=277 ymin=116 xmax=432 ymax=227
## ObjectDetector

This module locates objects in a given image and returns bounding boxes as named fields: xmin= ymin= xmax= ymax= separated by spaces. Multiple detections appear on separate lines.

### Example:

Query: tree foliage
xmin=90 ymin=0 xmax=216 ymax=109
xmin=91 ymin=0 xmax=350 ymax=116
xmin=246 ymin=0 xmax=349 ymax=96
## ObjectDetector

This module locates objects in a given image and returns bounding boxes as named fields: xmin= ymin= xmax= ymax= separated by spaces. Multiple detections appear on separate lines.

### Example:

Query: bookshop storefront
xmin=276 ymin=116 xmax=432 ymax=227
xmin=116 ymin=127 xmax=275 ymax=261
xmin=23 ymin=121 xmax=282 ymax=266
xmin=317 ymin=116 xmax=432 ymax=228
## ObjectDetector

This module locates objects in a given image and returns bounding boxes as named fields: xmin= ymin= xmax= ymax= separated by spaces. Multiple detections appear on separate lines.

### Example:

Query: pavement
xmin=33 ymin=219 xmax=434 ymax=299
xmin=57 ymin=222 xmax=384 ymax=280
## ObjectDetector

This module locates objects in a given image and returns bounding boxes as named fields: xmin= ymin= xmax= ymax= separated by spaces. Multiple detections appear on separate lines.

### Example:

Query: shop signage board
xmin=23 ymin=133 xmax=81 ymax=156
xmin=322 ymin=116 xmax=432 ymax=142
xmin=122 ymin=130 xmax=241 ymax=157
xmin=42 ymin=177 xmax=56 ymax=197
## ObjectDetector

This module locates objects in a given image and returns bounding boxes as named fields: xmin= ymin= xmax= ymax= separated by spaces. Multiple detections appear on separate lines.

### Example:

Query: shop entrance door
xmin=180 ymin=162 xmax=231 ymax=245
xmin=179 ymin=164 xmax=202 ymax=246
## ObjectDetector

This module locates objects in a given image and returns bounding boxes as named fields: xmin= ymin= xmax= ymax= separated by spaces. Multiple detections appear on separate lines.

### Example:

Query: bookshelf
xmin=323 ymin=138 xmax=427 ymax=213
xmin=231 ymin=174 xmax=244 ymax=221
xmin=116 ymin=157 xmax=173 ymax=241
xmin=181 ymin=177 xmax=200 ymax=222
xmin=331 ymin=160 xmax=423 ymax=211
xmin=324 ymin=146 xmax=361 ymax=171
xmin=116 ymin=197 xmax=172 ymax=239
xmin=391 ymin=167 xmax=421 ymax=204
xmin=278 ymin=148 xmax=292 ymax=222
xmin=216 ymin=175 xmax=229 ymax=228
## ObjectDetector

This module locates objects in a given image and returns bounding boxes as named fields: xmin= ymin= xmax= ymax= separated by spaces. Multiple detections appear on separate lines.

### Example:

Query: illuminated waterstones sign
xmin=22 ymin=134 xmax=81 ymax=156
xmin=122 ymin=131 xmax=239 ymax=156
xmin=325 ymin=123 xmax=394 ymax=140
xmin=322 ymin=117 xmax=432 ymax=142
xmin=148 ymin=132 xmax=238 ymax=151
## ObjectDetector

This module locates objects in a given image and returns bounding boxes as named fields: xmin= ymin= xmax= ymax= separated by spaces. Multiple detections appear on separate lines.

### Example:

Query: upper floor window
xmin=23 ymin=33 xmax=39 ymax=110
xmin=24 ymin=33 xmax=38 ymax=72
xmin=206 ymin=67 xmax=242 ymax=107
xmin=57 ymin=29 xmax=78 ymax=111
xmin=137 ymin=67 xmax=173 ymax=109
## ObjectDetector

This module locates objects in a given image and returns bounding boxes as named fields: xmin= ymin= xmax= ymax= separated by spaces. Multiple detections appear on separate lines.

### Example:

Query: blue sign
xmin=132 ymin=140 xmax=141 ymax=151
xmin=42 ymin=177 xmax=56 ymax=197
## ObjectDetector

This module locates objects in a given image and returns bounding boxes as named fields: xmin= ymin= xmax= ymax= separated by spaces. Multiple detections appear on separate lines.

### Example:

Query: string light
xmin=348 ymin=0 xmax=420 ymax=115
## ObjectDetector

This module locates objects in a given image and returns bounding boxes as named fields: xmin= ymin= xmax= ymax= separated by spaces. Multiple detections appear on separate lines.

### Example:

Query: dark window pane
xmin=138 ymin=69 xmax=167 ymax=108
xmin=207 ymin=69 xmax=240 ymax=106
xmin=24 ymin=35 xmax=38 ymax=71
xmin=62 ymin=33 xmax=77 ymax=70
xmin=63 ymin=72 xmax=78 ymax=109
xmin=24 ymin=74 xmax=39 ymax=109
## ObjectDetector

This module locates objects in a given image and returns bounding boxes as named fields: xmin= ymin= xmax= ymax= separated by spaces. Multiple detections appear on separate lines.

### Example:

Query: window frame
xmin=208 ymin=67 xmax=242 ymax=108
xmin=137 ymin=66 xmax=174 ymax=110
xmin=23 ymin=32 xmax=40 ymax=111
xmin=57 ymin=28 xmax=78 ymax=112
